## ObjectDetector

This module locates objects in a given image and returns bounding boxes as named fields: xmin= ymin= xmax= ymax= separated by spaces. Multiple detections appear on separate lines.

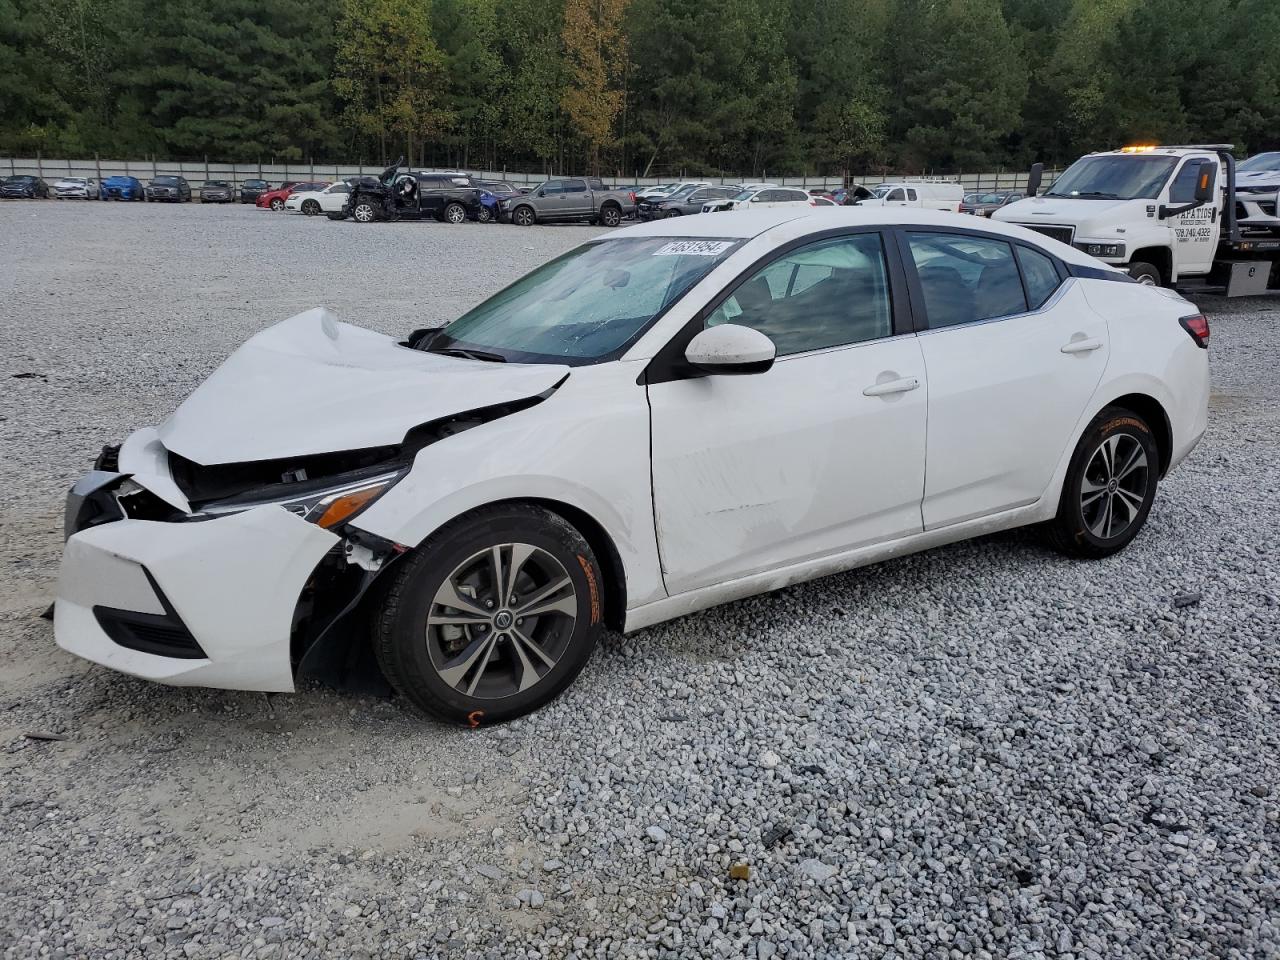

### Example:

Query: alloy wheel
xmin=426 ymin=544 xmax=578 ymax=699
xmin=514 ymin=207 xmax=534 ymax=226
xmin=1080 ymin=433 xmax=1149 ymax=540
xmin=446 ymin=204 xmax=466 ymax=224
xmin=353 ymin=203 xmax=375 ymax=223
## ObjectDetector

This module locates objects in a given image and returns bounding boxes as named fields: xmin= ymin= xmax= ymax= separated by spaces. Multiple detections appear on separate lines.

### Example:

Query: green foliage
xmin=0 ymin=0 xmax=1277 ymax=171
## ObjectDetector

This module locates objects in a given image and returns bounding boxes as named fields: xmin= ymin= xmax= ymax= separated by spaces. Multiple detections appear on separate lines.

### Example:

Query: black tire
xmin=600 ymin=203 xmax=622 ymax=227
xmin=512 ymin=205 xmax=535 ymax=226
xmin=444 ymin=202 xmax=466 ymax=224
xmin=664 ymin=209 xmax=682 ymax=218
xmin=374 ymin=504 xmax=604 ymax=725
xmin=1127 ymin=261 xmax=1162 ymax=286
xmin=301 ymin=199 xmax=320 ymax=216
xmin=1045 ymin=407 xmax=1160 ymax=559
xmin=352 ymin=201 xmax=377 ymax=223
xmin=476 ymin=204 xmax=493 ymax=223
xmin=326 ymin=212 xmax=346 ymax=220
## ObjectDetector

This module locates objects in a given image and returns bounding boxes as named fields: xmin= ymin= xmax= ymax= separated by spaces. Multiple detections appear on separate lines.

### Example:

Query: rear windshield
xmin=204 ymin=181 xmax=230 ymax=187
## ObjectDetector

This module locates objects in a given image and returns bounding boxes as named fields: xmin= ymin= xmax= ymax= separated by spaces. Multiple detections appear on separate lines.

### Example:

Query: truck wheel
xmin=513 ymin=205 xmax=535 ymax=227
xmin=1127 ymin=261 xmax=1162 ymax=286
xmin=444 ymin=202 xmax=467 ymax=224
xmin=352 ymin=201 xmax=377 ymax=223
xmin=600 ymin=203 xmax=621 ymax=227
xmin=373 ymin=504 xmax=603 ymax=725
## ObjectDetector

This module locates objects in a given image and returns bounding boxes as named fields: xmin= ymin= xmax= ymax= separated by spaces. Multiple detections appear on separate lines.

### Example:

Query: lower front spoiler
xmin=55 ymin=507 xmax=339 ymax=692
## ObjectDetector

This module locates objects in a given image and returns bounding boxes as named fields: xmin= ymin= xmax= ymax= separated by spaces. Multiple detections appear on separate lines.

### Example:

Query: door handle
xmin=1060 ymin=337 xmax=1103 ymax=354
xmin=862 ymin=376 xmax=920 ymax=397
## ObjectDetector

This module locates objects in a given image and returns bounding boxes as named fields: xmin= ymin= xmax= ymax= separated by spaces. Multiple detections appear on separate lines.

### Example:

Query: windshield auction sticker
xmin=653 ymin=240 xmax=736 ymax=257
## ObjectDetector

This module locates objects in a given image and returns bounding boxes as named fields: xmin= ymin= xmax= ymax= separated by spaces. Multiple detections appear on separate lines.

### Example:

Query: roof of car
xmin=603 ymin=207 xmax=1104 ymax=267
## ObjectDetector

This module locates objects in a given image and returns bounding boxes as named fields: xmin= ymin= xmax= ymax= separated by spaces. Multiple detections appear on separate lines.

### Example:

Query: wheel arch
xmin=1103 ymin=391 xmax=1173 ymax=477
xmin=513 ymin=203 xmax=536 ymax=223
xmin=1128 ymin=246 xmax=1173 ymax=284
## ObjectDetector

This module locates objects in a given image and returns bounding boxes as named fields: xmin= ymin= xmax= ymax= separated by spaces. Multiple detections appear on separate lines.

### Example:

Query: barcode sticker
xmin=652 ymin=240 xmax=736 ymax=257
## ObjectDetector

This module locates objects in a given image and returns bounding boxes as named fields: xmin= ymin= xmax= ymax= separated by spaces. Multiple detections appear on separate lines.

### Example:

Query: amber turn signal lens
xmin=315 ymin=486 xmax=385 ymax=528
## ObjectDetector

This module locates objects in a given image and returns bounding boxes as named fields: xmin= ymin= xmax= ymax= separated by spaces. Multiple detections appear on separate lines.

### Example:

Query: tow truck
xmin=994 ymin=145 xmax=1280 ymax=297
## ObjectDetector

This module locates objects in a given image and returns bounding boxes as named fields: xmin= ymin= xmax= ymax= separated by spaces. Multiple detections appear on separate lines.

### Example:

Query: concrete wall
xmin=2 ymin=156 xmax=1060 ymax=195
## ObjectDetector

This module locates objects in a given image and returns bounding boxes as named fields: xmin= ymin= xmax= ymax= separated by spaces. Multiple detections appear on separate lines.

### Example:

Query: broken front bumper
xmin=56 ymin=496 xmax=338 ymax=692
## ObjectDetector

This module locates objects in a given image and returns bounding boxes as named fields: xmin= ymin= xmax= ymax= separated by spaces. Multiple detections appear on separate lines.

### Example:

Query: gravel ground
xmin=1 ymin=201 xmax=1277 ymax=960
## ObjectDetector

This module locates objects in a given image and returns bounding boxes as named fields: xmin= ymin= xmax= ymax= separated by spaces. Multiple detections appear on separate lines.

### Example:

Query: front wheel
xmin=352 ymin=201 xmax=377 ymax=223
xmin=1045 ymin=407 xmax=1159 ymax=559
xmin=374 ymin=505 xmax=603 ymax=725
xmin=270 ymin=198 xmax=284 ymax=211
xmin=444 ymin=202 xmax=466 ymax=224
xmin=1127 ymin=261 xmax=1162 ymax=286
xmin=512 ymin=205 xmax=535 ymax=227
xmin=476 ymin=204 xmax=493 ymax=223
xmin=600 ymin=203 xmax=622 ymax=227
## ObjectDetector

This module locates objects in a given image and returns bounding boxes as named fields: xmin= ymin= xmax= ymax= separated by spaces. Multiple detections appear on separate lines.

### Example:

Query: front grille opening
xmin=1025 ymin=224 xmax=1075 ymax=245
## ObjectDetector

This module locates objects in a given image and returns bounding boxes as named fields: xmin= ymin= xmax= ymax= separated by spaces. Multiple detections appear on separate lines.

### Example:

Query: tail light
xmin=1179 ymin=313 xmax=1209 ymax=348
xmin=809 ymin=198 xmax=816 ymax=206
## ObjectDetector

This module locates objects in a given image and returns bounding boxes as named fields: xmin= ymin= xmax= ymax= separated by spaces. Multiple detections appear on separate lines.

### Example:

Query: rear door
xmin=900 ymin=229 xmax=1108 ymax=528
xmin=561 ymin=178 xmax=591 ymax=218
xmin=417 ymin=175 xmax=446 ymax=217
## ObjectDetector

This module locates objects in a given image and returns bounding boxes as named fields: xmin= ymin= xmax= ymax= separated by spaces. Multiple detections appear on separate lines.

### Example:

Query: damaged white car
xmin=56 ymin=208 xmax=1210 ymax=724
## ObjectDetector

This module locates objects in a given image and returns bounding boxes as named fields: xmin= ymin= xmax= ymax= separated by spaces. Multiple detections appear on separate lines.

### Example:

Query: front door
xmin=899 ymin=229 xmax=1109 ymax=528
xmin=648 ymin=230 xmax=928 ymax=593
xmin=1167 ymin=156 xmax=1221 ymax=277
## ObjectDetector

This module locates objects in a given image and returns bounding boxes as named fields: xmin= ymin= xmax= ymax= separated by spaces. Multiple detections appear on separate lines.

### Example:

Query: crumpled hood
xmin=157 ymin=307 xmax=569 ymax=465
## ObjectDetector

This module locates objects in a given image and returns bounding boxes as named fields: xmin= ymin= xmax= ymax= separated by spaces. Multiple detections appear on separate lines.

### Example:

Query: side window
xmin=704 ymin=234 xmax=894 ymax=356
xmin=542 ymin=181 xmax=564 ymax=195
xmin=887 ymin=188 xmax=906 ymax=202
xmin=1169 ymin=158 xmax=1215 ymax=203
xmin=587 ymin=178 xmax=605 ymax=190
xmin=757 ymin=190 xmax=779 ymax=202
xmin=688 ymin=190 xmax=708 ymax=202
xmin=332 ymin=183 xmax=351 ymax=194
xmin=906 ymin=232 xmax=1028 ymax=328
xmin=1016 ymin=246 xmax=1062 ymax=309
xmin=564 ymin=179 xmax=587 ymax=193
xmin=785 ymin=190 xmax=808 ymax=202
xmin=906 ymin=188 xmax=918 ymax=201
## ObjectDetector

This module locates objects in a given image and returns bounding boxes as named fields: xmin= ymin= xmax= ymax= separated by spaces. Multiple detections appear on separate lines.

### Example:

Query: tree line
xmin=2 ymin=0 xmax=1278 ymax=178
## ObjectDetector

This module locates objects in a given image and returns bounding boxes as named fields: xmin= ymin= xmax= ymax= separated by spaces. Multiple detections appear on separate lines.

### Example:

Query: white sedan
xmin=284 ymin=181 xmax=355 ymax=216
xmin=55 ymin=208 xmax=1209 ymax=724
xmin=52 ymin=177 xmax=101 ymax=199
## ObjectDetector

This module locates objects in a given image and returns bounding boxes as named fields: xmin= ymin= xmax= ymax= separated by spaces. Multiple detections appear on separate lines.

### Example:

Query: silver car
xmin=52 ymin=177 xmax=101 ymax=200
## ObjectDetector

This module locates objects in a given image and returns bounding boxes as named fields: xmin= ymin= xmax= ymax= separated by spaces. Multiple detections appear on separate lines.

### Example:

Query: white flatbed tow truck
xmin=995 ymin=145 xmax=1280 ymax=297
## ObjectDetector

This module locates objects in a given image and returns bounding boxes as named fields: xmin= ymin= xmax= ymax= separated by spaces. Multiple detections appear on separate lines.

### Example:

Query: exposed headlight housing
xmin=196 ymin=470 xmax=404 ymax=529
xmin=1075 ymin=241 xmax=1126 ymax=259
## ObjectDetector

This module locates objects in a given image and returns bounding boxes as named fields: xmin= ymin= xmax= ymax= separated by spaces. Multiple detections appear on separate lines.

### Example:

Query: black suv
xmin=344 ymin=160 xmax=484 ymax=224
xmin=146 ymin=176 xmax=192 ymax=202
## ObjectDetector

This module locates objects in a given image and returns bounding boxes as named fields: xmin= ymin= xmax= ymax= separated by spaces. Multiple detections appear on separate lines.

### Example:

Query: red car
xmin=256 ymin=181 xmax=328 ymax=211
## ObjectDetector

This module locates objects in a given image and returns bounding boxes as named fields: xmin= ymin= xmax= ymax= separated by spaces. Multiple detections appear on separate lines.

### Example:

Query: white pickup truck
xmin=994 ymin=145 xmax=1280 ymax=297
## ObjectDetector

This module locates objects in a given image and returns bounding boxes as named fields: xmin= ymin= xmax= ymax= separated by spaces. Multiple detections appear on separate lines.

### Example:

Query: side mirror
xmin=1027 ymin=162 xmax=1044 ymax=197
xmin=1194 ymin=164 xmax=1215 ymax=204
xmin=685 ymin=324 xmax=776 ymax=375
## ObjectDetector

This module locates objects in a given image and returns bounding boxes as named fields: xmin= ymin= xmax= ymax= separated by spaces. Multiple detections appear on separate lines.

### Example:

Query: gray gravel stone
xmin=1 ymin=203 xmax=1278 ymax=959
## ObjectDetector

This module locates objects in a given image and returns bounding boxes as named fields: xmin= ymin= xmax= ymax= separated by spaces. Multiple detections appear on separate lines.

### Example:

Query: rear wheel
xmin=1045 ymin=407 xmax=1159 ymax=559
xmin=1127 ymin=261 xmax=1162 ymax=286
xmin=352 ymin=201 xmax=377 ymax=223
xmin=301 ymin=199 xmax=320 ymax=216
xmin=374 ymin=505 xmax=603 ymax=725
xmin=513 ymin=205 xmax=535 ymax=227
xmin=600 ymin=203 xmax=622 ymax=227
xmin=444 ymin=202 xmax=466 ymax=224
xmin=476 ymin=204 xmax=493 ymax=223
